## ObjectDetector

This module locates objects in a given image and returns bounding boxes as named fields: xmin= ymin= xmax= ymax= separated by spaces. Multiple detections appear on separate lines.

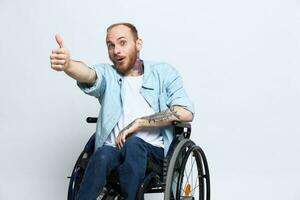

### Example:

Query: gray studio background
xmin=0 ymin=0 xmax=299 ymax=199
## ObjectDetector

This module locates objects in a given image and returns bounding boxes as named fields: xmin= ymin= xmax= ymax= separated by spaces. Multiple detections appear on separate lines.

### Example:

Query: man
xmin=50 ymin=23 xmax=194 ymax=200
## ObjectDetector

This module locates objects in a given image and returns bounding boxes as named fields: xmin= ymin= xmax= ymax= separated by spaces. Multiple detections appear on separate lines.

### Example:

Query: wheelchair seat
xmin=68 ymin=118 xmax=210 ymax=200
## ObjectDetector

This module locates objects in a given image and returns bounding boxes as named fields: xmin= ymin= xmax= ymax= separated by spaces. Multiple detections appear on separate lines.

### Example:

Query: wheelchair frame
xmin=67 ymin=117 xmax=210 ymax=200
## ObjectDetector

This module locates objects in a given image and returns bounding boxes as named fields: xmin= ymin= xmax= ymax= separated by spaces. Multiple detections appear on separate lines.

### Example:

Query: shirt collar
xmin=141 ymin=60 xmax=155 ymax=90
xmin=115 ymin=60 xmax=154 ymax=89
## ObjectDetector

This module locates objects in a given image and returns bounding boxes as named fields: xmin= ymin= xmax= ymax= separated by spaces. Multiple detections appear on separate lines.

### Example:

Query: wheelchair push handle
xmin=86 ymin=117 xmax=98 ymax=123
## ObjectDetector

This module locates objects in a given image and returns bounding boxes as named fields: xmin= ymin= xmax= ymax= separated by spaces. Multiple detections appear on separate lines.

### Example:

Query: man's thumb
xmin=55 ymin=34 xmax=64 ymax=48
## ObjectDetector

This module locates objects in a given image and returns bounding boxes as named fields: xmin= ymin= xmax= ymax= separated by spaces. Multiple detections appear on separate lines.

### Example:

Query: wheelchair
xmin=68 ymin=117 xmax=210 ymax=200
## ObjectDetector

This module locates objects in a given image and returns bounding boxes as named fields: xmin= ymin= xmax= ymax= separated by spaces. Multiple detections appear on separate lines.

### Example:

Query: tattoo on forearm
xmin=126 ymin=121 xmax=135 ymax=129
xmin=120 ymin=120 xmax=135 ymax=133
xmin=141 ymin=106 xmax=181 ymax=124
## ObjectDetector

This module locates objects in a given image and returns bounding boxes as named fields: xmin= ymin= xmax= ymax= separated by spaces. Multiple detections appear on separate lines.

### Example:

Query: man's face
xmin=106 ymin=25 xmax=142 ymax=75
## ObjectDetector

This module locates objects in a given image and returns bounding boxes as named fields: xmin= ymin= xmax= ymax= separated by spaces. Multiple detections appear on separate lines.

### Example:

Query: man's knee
xmin=90 ymin=146 xmax=115 ymax=166
xmin=90 ymin=149 xmax=107 ymax=165
xmin=121 ymin=137 xmax=148 ymax=159
xmin=123 ymin=136 xmax=144 ymax=149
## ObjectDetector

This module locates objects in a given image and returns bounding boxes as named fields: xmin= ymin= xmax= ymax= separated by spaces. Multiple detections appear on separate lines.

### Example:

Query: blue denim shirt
xmin=77 ymin=60 xmax=194 ymax=156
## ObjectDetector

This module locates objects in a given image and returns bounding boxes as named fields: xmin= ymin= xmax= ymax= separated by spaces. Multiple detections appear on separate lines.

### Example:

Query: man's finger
xmin=118 ymin=135 xmax=124 ymax=149
xmin=117 ymin=141 xmax=121 ymax=149
xmin=52 ymin=48 xmax=65 ymax=54
xmin=122 ymin=135 xmax=126 ymax=144
xmin=50 ymin=53 xmax=67 ymax=60
xmin=51 ymin=64 xmax=64 ymax=71
xmin=55 ymin=34 xmax=64 ymax=48
xmin=51 ymin=59 xmax=66 ymax=65
xmin=116 ymin=137 xmax=121 ymax=149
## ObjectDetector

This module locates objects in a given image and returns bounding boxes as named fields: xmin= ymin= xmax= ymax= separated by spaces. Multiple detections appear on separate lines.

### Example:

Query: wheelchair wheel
xmin=68 ymin=134 xmax=95 ymax=200
xmin=68 ymin=152 xmax=121 ymax=200
xmin=68 ymin=150 xmax=86 ymax=200
xmin=164 ymin=139 xmax=210 ymax=200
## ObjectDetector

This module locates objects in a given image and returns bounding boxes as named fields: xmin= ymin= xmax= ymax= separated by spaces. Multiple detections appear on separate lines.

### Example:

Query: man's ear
xmin=136 ymin=38 xmax=143 ymax=51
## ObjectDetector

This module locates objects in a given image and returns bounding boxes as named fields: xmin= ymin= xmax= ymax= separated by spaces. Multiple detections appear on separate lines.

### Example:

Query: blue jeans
xmin=76 ymin=136 xmax=164 ymax=200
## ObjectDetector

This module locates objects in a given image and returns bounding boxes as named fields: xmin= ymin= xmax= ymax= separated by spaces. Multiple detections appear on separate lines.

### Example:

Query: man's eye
xmin=120 ymin=40 xmax=127 ymax=46
xmin=107 ymin=44 xmax=114 ymax=49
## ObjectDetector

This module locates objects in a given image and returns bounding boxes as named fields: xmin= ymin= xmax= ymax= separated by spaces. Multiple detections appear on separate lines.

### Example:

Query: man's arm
xmin=50 ymin=35 xmax=96 ymax=84
xmin=138 ymin=105 xmax=193 ymax=127
xmin=64 ymin=60 xmax=97 ymax=84
xmin=116 ymin=105 xmax=193 ymax=149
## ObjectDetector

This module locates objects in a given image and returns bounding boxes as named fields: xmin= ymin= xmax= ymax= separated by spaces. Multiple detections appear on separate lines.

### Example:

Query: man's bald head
xmin=106 ymin=22 xmax=139 ymax=41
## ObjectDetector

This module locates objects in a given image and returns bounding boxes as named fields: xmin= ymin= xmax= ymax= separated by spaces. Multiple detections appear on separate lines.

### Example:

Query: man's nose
xmin=113 ymin=45 xmax=121 ymax=55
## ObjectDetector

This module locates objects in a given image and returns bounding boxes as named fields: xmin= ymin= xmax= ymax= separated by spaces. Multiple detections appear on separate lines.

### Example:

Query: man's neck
xmin=126 ymin=59 xmax=144 ymax=76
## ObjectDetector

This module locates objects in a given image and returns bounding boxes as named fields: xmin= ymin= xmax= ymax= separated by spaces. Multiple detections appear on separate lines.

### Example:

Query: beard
xmin=111 ymin=53 xmax=138 ymax=75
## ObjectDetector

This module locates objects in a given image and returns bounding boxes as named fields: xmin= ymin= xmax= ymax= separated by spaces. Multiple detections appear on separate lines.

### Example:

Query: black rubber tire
xmin=164 ymin=139 xmax=210 ymax=200
xmin=68 ymin=151 xmax=86 ymax=200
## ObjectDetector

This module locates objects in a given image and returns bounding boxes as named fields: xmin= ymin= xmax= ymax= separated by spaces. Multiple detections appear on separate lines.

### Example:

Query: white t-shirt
xmin=104 ymin=75 xmax=164 ymax=148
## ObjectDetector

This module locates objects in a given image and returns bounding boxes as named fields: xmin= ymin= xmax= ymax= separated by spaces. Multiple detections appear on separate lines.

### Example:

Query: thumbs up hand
xmin=55 ymin=34 xmax=64 ymax=48
xmin=50 ymin=35 xmax=71 ymax=71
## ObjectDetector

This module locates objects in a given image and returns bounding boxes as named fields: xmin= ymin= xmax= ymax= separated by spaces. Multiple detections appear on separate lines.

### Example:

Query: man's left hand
xmin=116 ymin=119 xmax=142 ymax=149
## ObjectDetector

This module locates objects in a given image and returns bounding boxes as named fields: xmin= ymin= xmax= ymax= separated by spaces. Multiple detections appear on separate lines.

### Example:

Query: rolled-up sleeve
xmin=77 ymin=64 xmax=106 ymax=98
xmin=165 ymin=65 xmax=195 ymax=114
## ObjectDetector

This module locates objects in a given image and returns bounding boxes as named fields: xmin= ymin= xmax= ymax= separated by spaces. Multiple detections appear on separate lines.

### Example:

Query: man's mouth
xmin=116 ymin=57 xmax=125 ymax=63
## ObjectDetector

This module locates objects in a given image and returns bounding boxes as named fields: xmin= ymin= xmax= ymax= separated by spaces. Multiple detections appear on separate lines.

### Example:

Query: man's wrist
xmin=63 ymin=59 xmax=73 ymax=73
xmin=135 ymin=118 xmax=147 ymax=130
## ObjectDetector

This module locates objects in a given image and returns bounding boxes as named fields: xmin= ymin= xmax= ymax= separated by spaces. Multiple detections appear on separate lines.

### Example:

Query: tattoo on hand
xmin=141 ymin=106 xmax=181 ymax=124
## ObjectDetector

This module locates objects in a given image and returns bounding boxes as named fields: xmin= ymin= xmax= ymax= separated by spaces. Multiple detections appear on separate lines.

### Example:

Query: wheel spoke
xmin=190 ymin=184 xmax=200 ymax=194
xmin=186 ymin=158 xmax=196 ymax=182
xmin=164 ymin=139 xmax=210 ymax=200
xmin=183 ymin=158 xmax=196 ymax=192
xmin=191 ymin=173 xmax=199 ymax=196
xmin=180 ymin=152 xmax=198 ymax=196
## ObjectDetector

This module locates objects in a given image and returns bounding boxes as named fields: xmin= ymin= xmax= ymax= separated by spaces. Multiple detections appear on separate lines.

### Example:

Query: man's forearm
xmin=136 ymin=106 xmax=193 ymax=130
xmin=116 ymin=106 xmax=193 ymax=148
xmin=64 ymin=60 xmax=96 ymax=84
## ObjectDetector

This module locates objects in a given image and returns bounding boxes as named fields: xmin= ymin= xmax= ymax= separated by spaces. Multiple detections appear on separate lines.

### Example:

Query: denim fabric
xmin=77 ymin=60 xmax=194 ymax=155
xmin=76 ymin=136 xmax=164 ymax=200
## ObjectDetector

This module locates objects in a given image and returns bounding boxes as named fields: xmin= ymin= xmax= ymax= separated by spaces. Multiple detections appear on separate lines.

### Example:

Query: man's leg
xmin=117 ymin=136 xmax=164 ymax=200
xmin=77 ymin=145 xmax=121 ymax=200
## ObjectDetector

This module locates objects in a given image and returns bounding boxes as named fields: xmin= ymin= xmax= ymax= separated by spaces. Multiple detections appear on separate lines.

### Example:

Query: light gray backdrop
xmin=0 ymin=0 xmax=299 ymax=199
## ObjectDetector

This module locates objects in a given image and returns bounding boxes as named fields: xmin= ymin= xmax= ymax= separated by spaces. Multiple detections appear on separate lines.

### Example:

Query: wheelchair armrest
xmin=167 ymin=122 xmax=191 ymax=157
xmin=172 ymin=121 xmax=191 ymax=138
